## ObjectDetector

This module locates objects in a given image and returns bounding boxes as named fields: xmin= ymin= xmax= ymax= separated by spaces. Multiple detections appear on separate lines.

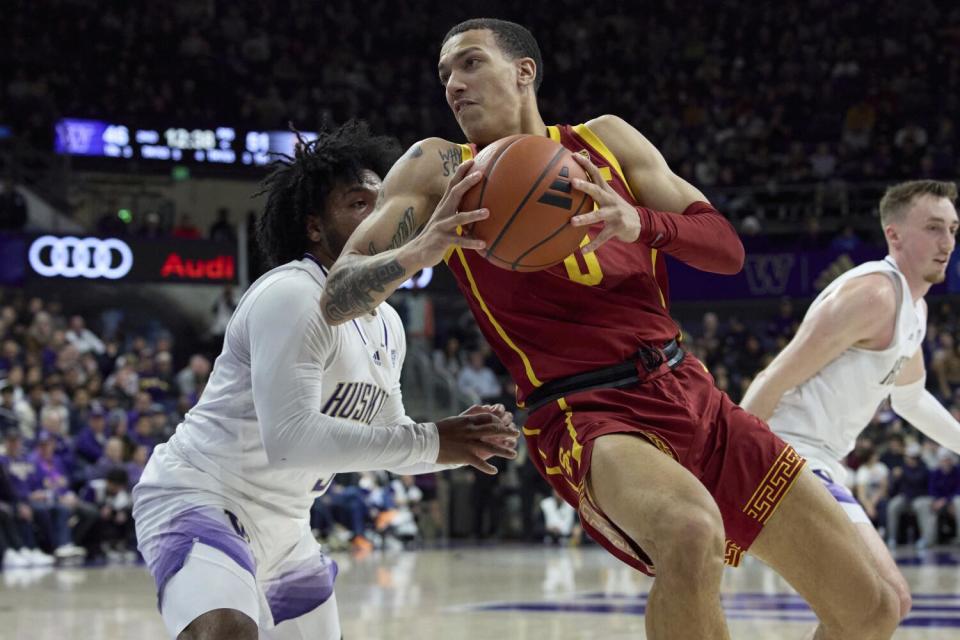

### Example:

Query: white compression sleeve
xmin=891 ymin=375 xmax=960 ymax=454
xmin=247 ymin=273 xmax=439 ymax=471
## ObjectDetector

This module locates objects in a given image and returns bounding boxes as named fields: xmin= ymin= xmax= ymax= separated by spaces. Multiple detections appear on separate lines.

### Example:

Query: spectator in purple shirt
xmin=87 ymin=437 xmax=126 ymax=481
xmin=129 ymin=414 xmax=158 ymax=456
xmin=918 ymin=448 xmax=960 ymax=547
xmin=124 ymin=444 xmax=148 ymax=489
xmin=28 ymin=432 xmax=90 ymax=558
xmin=74 ymin=405 xmax=109 ymax=465
xmin=0 ymin=432 xmax=55 ymax=567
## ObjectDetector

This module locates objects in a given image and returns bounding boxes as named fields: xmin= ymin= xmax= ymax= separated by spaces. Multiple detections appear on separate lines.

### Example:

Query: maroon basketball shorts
xmin=523 ymin=355 xmax=805 ymax=576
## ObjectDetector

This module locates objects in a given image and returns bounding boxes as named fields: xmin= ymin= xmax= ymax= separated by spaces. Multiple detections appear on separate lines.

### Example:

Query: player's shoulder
xmin=832 ymin=271 xmax=898 ymax=315
xmin=582 ymin=114 xmax=644 ymax=140
xmin=581 ymin=115 xmax=660 ymax=164
xmin=245 ymin=263 xmax=321 ymax=311
xmin=583 ymin=114 xmax=628 ymax=131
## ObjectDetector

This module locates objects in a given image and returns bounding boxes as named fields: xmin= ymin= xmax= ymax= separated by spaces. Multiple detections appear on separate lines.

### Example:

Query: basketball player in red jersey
xmin=321 ymin=19 xmax=900 ymax=639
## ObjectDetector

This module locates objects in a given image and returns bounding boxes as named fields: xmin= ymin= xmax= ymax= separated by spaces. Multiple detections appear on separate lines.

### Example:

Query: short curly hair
xmin=255 ymin=120 xmax=402 ymax=267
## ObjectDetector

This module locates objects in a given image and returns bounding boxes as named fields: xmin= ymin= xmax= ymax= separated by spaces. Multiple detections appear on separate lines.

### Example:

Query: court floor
xmin=1 ymin=544 xmax=959 ymax=639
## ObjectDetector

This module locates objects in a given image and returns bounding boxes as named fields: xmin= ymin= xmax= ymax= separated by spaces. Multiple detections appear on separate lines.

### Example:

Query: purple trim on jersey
xmin=812 ymin=469 xmax=858 ymax=505
xmin=141 ymin=507 xmax=256 ymax=608
xmin=380 ymin=313 xmax=388 ymax=351
xmin=263 ymin=553 xmax=339 ymax=624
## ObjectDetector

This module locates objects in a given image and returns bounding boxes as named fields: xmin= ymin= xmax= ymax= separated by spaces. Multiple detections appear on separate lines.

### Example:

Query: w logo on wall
xmin=744 ymin=254 xmax=795 ymax=295
xmin=537 ymin=166 xmax=573 ymax=210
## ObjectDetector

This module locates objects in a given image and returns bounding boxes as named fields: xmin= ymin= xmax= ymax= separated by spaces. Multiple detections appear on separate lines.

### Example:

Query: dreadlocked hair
xmin=254 ymin=120 xmax=402 ymax=267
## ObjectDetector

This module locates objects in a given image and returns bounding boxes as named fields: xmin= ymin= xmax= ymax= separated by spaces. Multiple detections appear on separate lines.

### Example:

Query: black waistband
xmin=523 ymin=339 xmax=685 ymax=414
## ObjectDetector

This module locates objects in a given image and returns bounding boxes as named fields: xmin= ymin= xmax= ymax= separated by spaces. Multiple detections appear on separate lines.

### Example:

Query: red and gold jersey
xmin=443 ymin=123 xmax=679 ymax=405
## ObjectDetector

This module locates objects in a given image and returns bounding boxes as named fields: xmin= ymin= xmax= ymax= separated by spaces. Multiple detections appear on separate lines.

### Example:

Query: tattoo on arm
xmin=324 ymin=257 xmax=407 ymax=323
xmin=438 ymin=146 xmax=463 ymax=177
xmin=387 ymin=207 xmax=416 ymax=250
xmin=407 ymin=144 xmax=424 ymax=159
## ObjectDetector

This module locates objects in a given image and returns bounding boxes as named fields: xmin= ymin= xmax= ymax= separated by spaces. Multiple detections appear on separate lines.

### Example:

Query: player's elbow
xmin=318 ymin=293 xmax=345 ymax=326
xmin=718 ymin=238 xmax=745 ymax=275
xmin=707 ymin=233 xmax=744 ymax=275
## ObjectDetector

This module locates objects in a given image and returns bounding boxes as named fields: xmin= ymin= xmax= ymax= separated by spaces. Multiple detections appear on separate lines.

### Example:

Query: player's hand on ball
xmin=435 ymin=408 xmax=519 ymax=474
xmin=569 ymin=153 xmax=642 ymax=254
xmin=410 ymin=159 xmax=489 ymax=267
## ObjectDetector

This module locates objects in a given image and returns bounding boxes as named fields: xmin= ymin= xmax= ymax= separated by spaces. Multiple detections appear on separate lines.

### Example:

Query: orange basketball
xmin=461 ymin=135 xmax=594 ymax=272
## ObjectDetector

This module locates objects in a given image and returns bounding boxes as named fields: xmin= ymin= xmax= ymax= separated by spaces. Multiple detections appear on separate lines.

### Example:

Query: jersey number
xmin=563 ymin=235 xmax=604 ymax=286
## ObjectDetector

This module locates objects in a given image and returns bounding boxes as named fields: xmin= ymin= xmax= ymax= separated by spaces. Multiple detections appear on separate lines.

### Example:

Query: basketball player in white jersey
xmin=132 ymin=121 xmax=518 ymax=640
xmin=742 ymin=179 xmax=960 ymax=622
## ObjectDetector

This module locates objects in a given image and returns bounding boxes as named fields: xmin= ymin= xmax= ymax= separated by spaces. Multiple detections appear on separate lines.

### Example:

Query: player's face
xmin=438 ymin=30 xmax=529 ymax=145
xmin=891 ymin=195 xmax=958 ymax=284
xmin=320 ymin=169 xmax=382 ymax=258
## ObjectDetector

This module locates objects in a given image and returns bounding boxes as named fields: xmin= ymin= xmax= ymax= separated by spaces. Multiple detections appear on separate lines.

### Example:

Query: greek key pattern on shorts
xmin=743 ymin=445 xmax=805 ymax=524
xmin=724 ymin=540 xmax=744 ymax=567
xmin=641 ymin=430 xmax=677 ymax=461
xmin=578 ymin=494 xmax=649 ymax=570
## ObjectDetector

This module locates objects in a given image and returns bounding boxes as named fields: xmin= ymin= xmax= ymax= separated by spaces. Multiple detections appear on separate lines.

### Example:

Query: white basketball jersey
xmin=152 ymin=258 xmax=408 ymax=518
xmin=769 ymin=257 xmax=926 ymax=473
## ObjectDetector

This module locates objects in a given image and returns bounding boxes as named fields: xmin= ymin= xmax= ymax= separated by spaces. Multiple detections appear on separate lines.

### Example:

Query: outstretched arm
xmin=741 ymin=275 xmax=896 ymax=421
xmin=891 ymin=347 xmax=960 ymax=453
xmin=320 ymin=138 xmax=487 ymax=325
xmin=570 ymin=115 xmax=743 ymax=274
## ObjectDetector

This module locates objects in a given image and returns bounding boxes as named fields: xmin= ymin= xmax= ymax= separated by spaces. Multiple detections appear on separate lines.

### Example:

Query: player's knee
xmin=652 ymin=505 xmax=725 ymax=578
xmin=178 ymin=608 xmax=258 ymax=640
xmin=893 ymin=579 xmax=912 ymax=621
xmin=837 ymin=580 xmax=900 ymax=638
xmin=871 ymin=581 xmax=903 ymax=635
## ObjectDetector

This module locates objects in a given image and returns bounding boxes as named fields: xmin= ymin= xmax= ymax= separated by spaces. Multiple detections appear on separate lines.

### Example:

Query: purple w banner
xmin=667 ymin=246 xmax=958 ymax=301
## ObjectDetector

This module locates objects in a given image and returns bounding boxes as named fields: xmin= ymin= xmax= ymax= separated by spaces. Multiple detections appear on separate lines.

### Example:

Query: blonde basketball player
xmin=743 ymin=179 xmax=960 ymax=623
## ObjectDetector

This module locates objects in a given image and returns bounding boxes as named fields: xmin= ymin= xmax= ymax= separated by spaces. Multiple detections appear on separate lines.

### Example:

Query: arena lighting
xmin=28 ymin=235 xmax=134 ymax=280
xmin=398 ymin=267 xmax=433 ymax=290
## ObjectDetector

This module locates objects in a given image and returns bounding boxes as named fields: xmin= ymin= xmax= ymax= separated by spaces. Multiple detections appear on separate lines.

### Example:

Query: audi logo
xmin=28 ymin=235 xmax=134 ymax=280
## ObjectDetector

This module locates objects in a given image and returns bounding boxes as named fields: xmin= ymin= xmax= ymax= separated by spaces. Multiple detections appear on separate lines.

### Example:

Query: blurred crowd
xmin=4 ymin=279 xmax=960 ymax=570
xmin=3 ymin=0 xmax=959 ymax=213
xmin=0 ymin=290 xmax=210 ymax=567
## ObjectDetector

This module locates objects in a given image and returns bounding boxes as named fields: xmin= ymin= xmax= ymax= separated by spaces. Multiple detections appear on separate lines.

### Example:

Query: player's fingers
xmin=468 ymin=456 xmax=499 ymax=475
xmin=481 ymin=442 xmax=518 ymax=459
xmin=570 ymin=177 xmax=609 ymax=204
xmin=452 ymin=236 xmax=486 ymax=251
xmin=460 ymin=404 xmax=484 ymax=416
xmin=448 ymin=158 xmax=475 ymax=185
xmin=569 ymin=209 xmax=609 ymax=227
xmin=462 ymin=412 xmax=500 ymax=425
xmin=449 ymin=163 xmax=481 ymax=192
xmin=572 ymin=153 xmax=608 ymax=187
xmin=447 ymin=208 xmax=489 ymax=227
xmin=438 ymin=168 xmax=481 ymax=208
xmin=582 ymin=227 xmax=617 ymax=254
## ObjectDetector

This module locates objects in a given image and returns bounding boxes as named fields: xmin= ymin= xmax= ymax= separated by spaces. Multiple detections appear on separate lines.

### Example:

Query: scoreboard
xmin=54 ymin=118 xmax=316 ymax=167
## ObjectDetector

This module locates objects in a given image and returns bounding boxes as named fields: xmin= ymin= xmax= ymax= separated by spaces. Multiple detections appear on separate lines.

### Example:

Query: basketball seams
xmin=509 ymin=190 xmax=591 ymax=269
xmin=475 ymin=135 xmax=524 ymax=212
xmin=486 ymin=146 xmax=568 ymax=261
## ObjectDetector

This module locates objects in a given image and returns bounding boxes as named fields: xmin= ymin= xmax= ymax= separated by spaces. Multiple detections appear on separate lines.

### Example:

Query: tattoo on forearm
xmin=387 ymin=207 xmax=416 ymax=250
xmin=406 ymin=144 xmax=424 ymax=159
xmin=324 ymin=257 xmax=407 ymax=323
xmin=438 ymin=146 xmax=463 ymax=177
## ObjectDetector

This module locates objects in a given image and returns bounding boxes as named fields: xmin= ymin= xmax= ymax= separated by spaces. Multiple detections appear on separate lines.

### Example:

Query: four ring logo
xmin=28 ymin=235 xmax=134 ymax=280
